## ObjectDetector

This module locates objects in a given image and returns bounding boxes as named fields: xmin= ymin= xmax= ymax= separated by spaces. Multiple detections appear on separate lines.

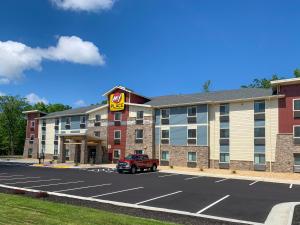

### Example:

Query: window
xmin=187 ymin=128 xmax=197 ymax=145
xmin=254 ymin=101 xmax=265 ymax=114
xmin=42 ymin=119 xmax=46 ymax=127
xmin=94 ymin=114 xmax=101 ymax=126
xmin=134 ymin=150 xmax=144 ymax=154
xmin=220 ymin=153 xmax=230 ymax=163
xmin=161 ymin=151 xmax=169 ymax=161
xmin=161 ymin=109 xmax=170 ymax=125
xmin=220 ymin=104 xmax=229 ymax=115
xmin=136 ymin=111 xmax=144 ymax=125
xmin=294 ymin=126 xmax=300 ymax=144
xmin=54 ymin=145 xmax=58 ymax=156
xmin=254 ymin=154 xmax=265 ymax=165
xmin=187 ymin=152 xmax=197 ymax=162
xmin=94 ymin=131 xmax=100 ymax=137
xmin=294 ymin=99 xmax=300 ymax=118
xmin=295 ymin=154 xmax=300 ymax=166
xmin=65 ymin=117 xmax=71 ymax=129
xmin=114 ymin=130 xmax=121 ymax=144
xmin=55 ymin=118 xmax=59 ymax=126
xmin=254 ymin=127 xmax=265 ymax=138
xmin=135 ymin=129 xmax=143 ymax=143
xmin=187 ymin=106 xmax=197 ymax=124
xmin=161 ymin=129 xmax=169 ymax=144
xmin=28 ymin=148 xmax=33 ymax=157
xmin=42 ymin=135 xmax=46 ymax=141
xmin=41 ymin=144 xmax=45 ymax=154
xmin=30 ymin=120 xmax=35 ymax=128
xmin=80 ymin=116 xmax=86 ymax=124
xmin=54 ymin=135 xmax=58 ymax=141
xmin=29 ymin=134 xmax=35 ymax=143
xmin=114 ymin=112 xmax=122 ymax=121
xmin=220 ymin=129 xmax=230 ymax=138
xmin=113 ymin=149 xmax=121 ymax=159
xmin=65 ymin=149 xmax=70 ymax=160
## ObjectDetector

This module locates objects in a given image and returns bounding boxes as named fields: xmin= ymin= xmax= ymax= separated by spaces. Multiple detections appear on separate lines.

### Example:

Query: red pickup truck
xmin=116 ymin=154 xmax=159 ymax=174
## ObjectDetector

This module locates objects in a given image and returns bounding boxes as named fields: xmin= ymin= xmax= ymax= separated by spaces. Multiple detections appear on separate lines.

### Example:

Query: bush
xmin=35 ymin=192 xmax=49 ymax=198
xmin=231 ymin=170 xmax=237 ymax=174
xmin=169 ymin=165 xmax=173 ymax=169
xmin=13 ymin=189 xmax=25 ymax=195
xmin=74 ymin=163 xmax=79 ymax=167
xmin=199 ymin=167 xmax=204 ymax=171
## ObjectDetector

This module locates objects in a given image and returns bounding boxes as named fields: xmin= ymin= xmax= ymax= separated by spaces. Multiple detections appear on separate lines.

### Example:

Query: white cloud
xmin=74 ymin=99 xmax=87 ymax=107
xmin=50 ymin=0 xmax=115 ymax=12
xmin=26 ymin=93 xmax=49 ymax=105
xmin=0 ymin=36 xmax=105 ymax=84
xmin=0 ymin=92 xmax=5 ymax=96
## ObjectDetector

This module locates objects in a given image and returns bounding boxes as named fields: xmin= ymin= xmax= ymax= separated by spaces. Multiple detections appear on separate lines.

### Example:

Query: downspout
xmin=269 ymin=96 xmax=272 ymax=172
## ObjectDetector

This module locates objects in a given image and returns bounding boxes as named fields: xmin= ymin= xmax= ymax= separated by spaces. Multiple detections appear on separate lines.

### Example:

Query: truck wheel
xmin=117 ymin=169 xmax=123 ymax=174
xmin=151 ymin=164 xmax=157 ymax=172
xmin=131 ymin=166 xmax=137 ymax=174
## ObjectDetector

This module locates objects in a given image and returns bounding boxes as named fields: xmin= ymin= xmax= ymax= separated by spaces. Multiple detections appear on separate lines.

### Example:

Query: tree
xmin=0 ymin=96 xmax=28 ymax=155
xmin=241 ymin=75 xmax=283 ymax=89
xmin=202 ymin=80 xmax=211 ymax=93
xmin=294 ymin=69 xmax=300 ymax=78
xmin=46 ymin=104 xmax=71 ymax=113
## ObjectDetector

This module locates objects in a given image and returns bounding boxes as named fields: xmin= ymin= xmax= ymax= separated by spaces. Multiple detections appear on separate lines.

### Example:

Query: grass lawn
xmin=0 ymin=193 xmax=177 ymax=225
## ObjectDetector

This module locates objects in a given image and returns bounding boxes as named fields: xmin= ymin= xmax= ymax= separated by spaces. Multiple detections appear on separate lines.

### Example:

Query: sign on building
xmin=110 ymin=93 xmax=125 ymax=111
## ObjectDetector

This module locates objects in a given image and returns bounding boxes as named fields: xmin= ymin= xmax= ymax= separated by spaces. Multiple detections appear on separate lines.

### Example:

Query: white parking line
xmin=5 ymin=179 xmax=61 ymax=185
xmin=0 ymin=175 xmax=24 ymax=178
xmin=158 ymin=174 xmax=179 ymax=178
xmin=0 ymin=176 xmax=40 ymax=181
xmin=215 ymin=178 xmax=228 ymax=183
xmin=249 ymin=181 xmax=259 ymax=186
xmin=91 ymin=187 xmax=144 ymax=198
xmin=55 ymin=183 xmax=112 ymax=193
xmin=197 ymin=195 xmax=230 ymax=214
xmin=184 ymin=176 xmax=201 ymax=180
xmin=0 ymin=173 xmax=8 ymax=175
xmin=24 ymin=181 xmax=85 ymax=189
xmin=135 ymin=191 xmax=182 ymax=205
xmin=289 ymin=184 xmax=293 ymax=189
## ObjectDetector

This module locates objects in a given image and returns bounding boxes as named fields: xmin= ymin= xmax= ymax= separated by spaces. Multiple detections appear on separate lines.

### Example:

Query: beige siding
xmin=265 ymin=99 xmax=278 ymax=162
xmin=44 ymin=118 xmax=57 ymax=155
xmin=230 ymin=101 xmax=254 ymax=161
xmin=129 ymin=106 xmax=152 ymax=118
xmin=209 ymin=104 xmax=219 ymax=160
xmin=88 ymin=107 xmax=108 ymax=121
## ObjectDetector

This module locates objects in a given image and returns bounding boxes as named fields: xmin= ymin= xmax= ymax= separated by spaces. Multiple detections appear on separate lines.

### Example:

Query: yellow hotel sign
xmin=110 ymin=93 xmax=125 ymax=111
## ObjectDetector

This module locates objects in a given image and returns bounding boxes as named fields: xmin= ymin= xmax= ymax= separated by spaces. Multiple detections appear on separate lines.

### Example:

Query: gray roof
xmin=147 ymin=88 xmax=274 ymax=107
xmin=42 ymin=104 xmax=102 ymax=119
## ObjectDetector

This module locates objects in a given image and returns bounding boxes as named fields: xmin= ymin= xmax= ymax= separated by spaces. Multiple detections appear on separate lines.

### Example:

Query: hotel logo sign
xmin=110 ymin=93 xmax=125 ymax=111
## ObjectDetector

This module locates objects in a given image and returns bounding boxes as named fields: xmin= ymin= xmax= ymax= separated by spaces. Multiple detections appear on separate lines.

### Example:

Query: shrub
xmin=35 ymin=192 xmax=49 ymax=198
xmin=199 ymin=167 xmax=204 ymax=172
xmin=13 ymin=189 xmax=25 ymax=195
xmin=169 ymin=165 xmax=174 ymax=169
xmin=231 ymin=170 xmax=237 ymax=174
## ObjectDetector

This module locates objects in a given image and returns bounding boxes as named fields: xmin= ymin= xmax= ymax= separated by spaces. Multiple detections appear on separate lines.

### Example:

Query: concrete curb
xmin=265 ymin=202 xmax=299 ymax=225
xmin=158 ymin=169 xmax=300 ymax=185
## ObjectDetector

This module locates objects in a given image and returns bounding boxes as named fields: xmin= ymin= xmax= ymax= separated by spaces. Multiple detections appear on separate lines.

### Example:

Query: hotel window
xmin=219 ymin=103 xmax=230 ymax=165
xmin=80 ymin=116 xmax=86 ymax=129
xmin=187 ymin=128 xmax=197 ymax=145
xmin=161 ymin=109 xmax=170 ymax=125
xmin=41 ymin=134 xmax=46 ymax=141
xmin=29 ymin=134 xmax=35 ymax=144
xmin=254 ymin=100 xmax=266 ymax=166
xmin=65 ymin=117 xmax=71 ymax=129
xmin=294 ymin=99 xmax=300 ymax=118
xmin=136 ymin=111 xmax=144 ymax=125
xmin=42 ymin=119 xmax=46 ymax=127
xmin=30 ymin=120 xmax=35 ymax=128
xmin=161 ymin=151 xmax=169 ymax=161
xmin=65 ymin=149 xmax=70 ymax=161
xmin=113 ymin=149 xmax=121 ymax=159
xmin=114 ymin=130 xmax=121 ymax=145
xmin=294 ymin=126 xmax=300 ymax=144
xmin=55 ymin=118 xmax=59 ymax=130
xmin=134 ymin=150 xmax=144 ymax=154
xmin=94 ymin=114 xmax=101 ymax=126
xmin=41 ymin=144 xmax=45 ymax=155
xmin=94 ymin=131 xmax=100 ymax=137
xmin=187 ymin=106 xmax=197 ymax=124
xmin=54 ymin=145 xmax=58 ymax=156
xmin=295 ymin=154 xmax=300 ymax=166
xmin=135 ymin=129 xmax=143 ymax=144
xmin=28 ymin=148 xmax=33 ymax=158
xmin=187 ymin=152 xmax=197 ymax=162
xmin=161 ymin=129 xmax=169 ymax=144
xmin=114 ymin=112 xmax=122 ymax=121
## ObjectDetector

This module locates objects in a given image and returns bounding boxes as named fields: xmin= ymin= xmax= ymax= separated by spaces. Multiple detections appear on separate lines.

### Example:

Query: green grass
xmin=0 ymin=193 xmax=177 ymax=225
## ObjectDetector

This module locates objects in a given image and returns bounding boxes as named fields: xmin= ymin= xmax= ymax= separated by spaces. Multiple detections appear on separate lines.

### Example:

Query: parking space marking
xmin=215 ymin=178 xmax=228 ymax=183
xmin=135 ymin=172 xmax=156 ymax=176
xmin=135 ymin=191 xmax=183 ymax=205
xmin=24 ymin=181 xmax=85 ymax=189
xmin=91 ymin=187 xmax=144 ymax=198
xmin=184 ymin=176 xmax=201 ymax=180
xmin=0 ymin=173 xmax=8 ymax=175
xmin=0 ymin=175 xmax=24 ymax=178
xmin=55 ymin=183 xmax=112 ymax=193
xmin=0 ymin=176 xmax=40 ymax=181
xmin=158 ymin=174 xmax=179 ymax=178
xmin=5 ymin=179 xmax=61 ymax=185
xmin=289 ymin=184 xmax=293 ymax=189
xmin=249 ymin=181 xmax=259 ymax=186
xmin=197 ymin=195 xmax=230 ymax=214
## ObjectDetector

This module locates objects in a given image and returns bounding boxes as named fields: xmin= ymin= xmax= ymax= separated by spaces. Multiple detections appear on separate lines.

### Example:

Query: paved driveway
xmin=1 ymin=162 xmax=300 ymax=224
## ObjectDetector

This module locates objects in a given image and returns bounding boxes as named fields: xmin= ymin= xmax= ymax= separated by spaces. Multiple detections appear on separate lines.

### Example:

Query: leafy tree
xmin=294 ymin=69 xmax=300 ymax=78
xmin=241 ymin=75 xmax=283 ymax=89
xmin=202 ymin=80 xmax=211 ymax=93
xmin=46 ymin=104 xmax=71 ymax=113
xmin=0 ymin=96 xmax=28 ymax=155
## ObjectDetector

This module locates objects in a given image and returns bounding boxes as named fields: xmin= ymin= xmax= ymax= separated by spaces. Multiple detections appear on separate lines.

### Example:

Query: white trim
xmin=187 ymin=106 xmax=197 ymax=118
xmin=102 ymin=86 xmax=132 ymax=96
xmin=155 ymin=123 xmax=208 ymax=128
xmin=187 ymin=128 xmax=197 ymax=146
xmin=187 ymin=151 xmax=197 ymax=162
xmin=114 ymin=112 xmax=122 ymax=122
xmin=22 ymin=110 xmax=47 ymax=114
xmin=113 ymin=149 xmax=121 ymax=159
xmin=80 ymin=115 xmax=86 ymax=125
xmin=86 ymin=104 xmax=108 ymax=114
xmin=135 ymin=129 xmax=143 ymax=140
xmin=160 ymin=128 xmax=170 ymax=144
xmin=161 ymin=150 xmax=170 ymax=161
xmin=114 ymin=130 xmax=121 ymax=140
xmin=293 ymin=98 xmax=300 ymax=112
xmin=125 ymin=102 xmax=152 ymax=108
xmin=293 ymin=125 xmax=300 ymax=139
xmin=270 ymin=77 xmax=300 ymax=85
xmin=160 ymin=108 xmax=170 ymax=124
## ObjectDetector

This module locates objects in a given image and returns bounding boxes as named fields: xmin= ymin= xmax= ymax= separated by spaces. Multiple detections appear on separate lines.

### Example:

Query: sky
xmin=0 ymin=0 xmax=300 ymax=107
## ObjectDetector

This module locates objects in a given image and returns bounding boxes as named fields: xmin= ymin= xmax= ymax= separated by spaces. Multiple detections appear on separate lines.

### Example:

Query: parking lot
xmin=1 ymin=162 xmax=300 ymax=225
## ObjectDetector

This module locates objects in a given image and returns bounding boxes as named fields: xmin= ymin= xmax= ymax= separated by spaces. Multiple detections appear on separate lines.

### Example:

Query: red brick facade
xmin=278 ymin=84 xmax=300 ymax=133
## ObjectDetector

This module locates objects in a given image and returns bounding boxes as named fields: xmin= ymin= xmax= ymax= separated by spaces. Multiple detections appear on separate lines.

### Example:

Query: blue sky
xmin=0 ymin=0 xmax=299 ymax=107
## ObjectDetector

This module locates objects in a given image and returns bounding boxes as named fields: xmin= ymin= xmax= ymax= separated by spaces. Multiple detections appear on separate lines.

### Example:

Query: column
xmin=95 ymin=142 xmax=102 ymax=164
xmin=58 ymin=137 xmax=65 ymax=163
xmin=80 ymin=138 xmax=88 ymax=164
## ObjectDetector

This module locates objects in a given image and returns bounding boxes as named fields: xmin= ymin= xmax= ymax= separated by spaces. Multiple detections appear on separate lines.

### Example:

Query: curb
xmin=265 ymin=202 xmax=299 ymax=225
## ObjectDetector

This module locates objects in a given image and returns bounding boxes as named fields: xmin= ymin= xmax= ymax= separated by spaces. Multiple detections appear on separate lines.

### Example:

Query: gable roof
xmin=41 ymin=104 xmax=102 ymax=119
xmin=102 ymin=85 xmax=151 ymax=100
xmin=147 ymin=88 xmax=280 ymax=107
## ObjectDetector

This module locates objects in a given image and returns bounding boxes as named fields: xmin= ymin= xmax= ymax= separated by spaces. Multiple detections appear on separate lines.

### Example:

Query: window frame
xmin=220 ymin=104 xmax=229 ymax=116
xmin=134 ymin=150 xmax=144 ymax=154
xmin=161 ymin=108 xmax=170 ymax=124
xmin=294 ymin=125 xmax=300 ymax=139
xmin=94 ymin=131 xmax=100 ymax=137
xmin=135 ymin=129 xmax=143 ymax=140
xmin=53 ymin=145 xmax=58 ymax=156
xmin=113 ymin=149 xmax=121 ymax=159
xmin=161 ymin=151 xmax=170 ymax=161
xmin=114 ymin=112 xmax=122 ymax=122
xmin=187 ymin=152 xmax=197 ymax=162
xmin=30 ymin=134 xmax=35 ymax=141
xmin=187 ymin=106 xmax=197 ymax=118
xmin=30 ymin=120 xmax=35 ymax=128
xmin=65 ymin=117 xmax=71 ymax=126
xmin=161 ymin=129 xmax=170 ymax=144
xmin=254 ymin=100 xmax=266 ymax=114
xmin=187 ymin=128 xmax=197 ymax=145
xmin=293 ymin=99 xmax=300 ymax=112
xmin=254 ymin=153 xmax=266 ymax=165
xmin=80 ymin=116 xmax=86 ymax=124
xmin=114 ymin=130 xmax=121 ymax=140
xmin=95 ymin=114 xmax=101 ymax=122
xmin=55 ymin=118 xmax=60 ymax=126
